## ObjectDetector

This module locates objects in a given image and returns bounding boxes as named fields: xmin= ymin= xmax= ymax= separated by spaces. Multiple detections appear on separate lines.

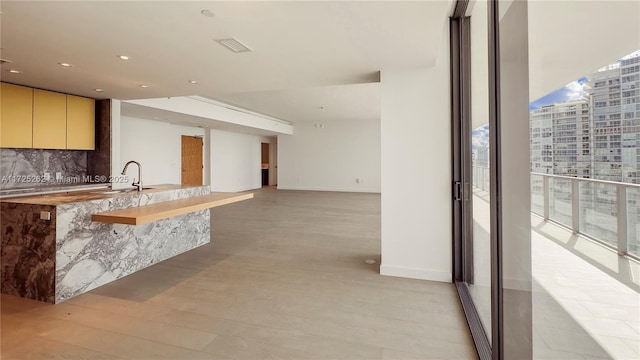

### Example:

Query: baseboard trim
xmin=211 ymin=186 xmax=261 ymax=193
xmin=380 ymin=264 xmax=451 ymax=282
xmin=277 ymin=185 xmax=381 ymax=194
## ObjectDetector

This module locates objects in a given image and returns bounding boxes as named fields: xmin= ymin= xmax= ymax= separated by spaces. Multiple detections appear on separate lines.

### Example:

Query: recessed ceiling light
xmin=58 ymin=62 xmax=73 ymax=67
xmin=188 ymin=80 xmax=198 ymax=84
xmin=201 ymin=9 xmax=215 ymax=17
xmin=8 ymin=69 xmax=22 ymax=74
xmin=216 ymin=38 xmax=252 ymax=53
xmin=117 ymin=55 xmax=129 ymax=60
xmin=139 ymin=85 xmax=148 ymax=88
xmin=94 ymin=88 xmax=104 ymax=92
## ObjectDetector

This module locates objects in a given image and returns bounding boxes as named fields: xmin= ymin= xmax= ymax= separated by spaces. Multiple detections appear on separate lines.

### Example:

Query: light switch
xmin=40 ymin=211 xmax=51 ymax=221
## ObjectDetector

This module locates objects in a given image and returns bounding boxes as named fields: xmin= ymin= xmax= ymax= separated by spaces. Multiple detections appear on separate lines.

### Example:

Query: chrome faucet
xmin=121 ymin=160 xmax=143 ymax=191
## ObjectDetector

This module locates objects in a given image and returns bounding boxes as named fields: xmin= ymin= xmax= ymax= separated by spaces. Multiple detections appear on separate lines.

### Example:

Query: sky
xmin=470 ymin=50 xmax=640 ymax=152
xmin=528 ymin=77 xmax=589 ymax=111
xmin=472 ymin=76 xmax=590 ymax=151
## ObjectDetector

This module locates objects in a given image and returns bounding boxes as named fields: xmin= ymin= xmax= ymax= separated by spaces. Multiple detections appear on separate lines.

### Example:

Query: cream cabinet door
xmin=1 ymin=83 xmax=33 ymax=148
xmin=66 ymin=95 xmax=95 ymax=150
xmin=33 ymin=89 xmax=67 ymax=149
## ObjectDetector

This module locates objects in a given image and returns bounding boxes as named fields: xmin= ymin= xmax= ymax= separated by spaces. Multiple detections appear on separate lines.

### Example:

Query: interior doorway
xmin=261 ymin=143 xmax=270 ymax=186
xmin=181 ymin=135 xmax=203 ymax=186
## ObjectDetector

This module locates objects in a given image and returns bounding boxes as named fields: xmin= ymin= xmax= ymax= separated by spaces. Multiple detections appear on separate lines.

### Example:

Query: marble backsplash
xmin=0 ymin=149 xmax=88 ymax=189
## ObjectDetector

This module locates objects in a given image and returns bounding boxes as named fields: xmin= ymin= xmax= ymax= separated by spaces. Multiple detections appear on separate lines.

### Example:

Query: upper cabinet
xmin=67 ymin=95 xmax=95 ymax=150
xmin=1 ymin=83 xmax=33 ymax=148
xmin=0 ymin=83 xmax=95 ymax=150
xmin=33 ymin=89 xmax=67 ymax=149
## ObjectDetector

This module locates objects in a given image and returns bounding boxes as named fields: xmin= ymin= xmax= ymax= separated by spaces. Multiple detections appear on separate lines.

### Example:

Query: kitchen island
xmin=1 ymin=185 xmax=252 ymax=303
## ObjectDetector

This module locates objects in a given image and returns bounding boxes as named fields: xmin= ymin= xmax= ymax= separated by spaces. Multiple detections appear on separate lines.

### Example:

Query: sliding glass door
xmin=492 ymin=1 xmax=534 ymax=358
xmin=453 ymin=1 xmax=533 ymax=359
xmin=451 ymin=0 xmax=495 ymax=357
xmin=467 ymin=0 xmax=492 ymax=345
xmin=454 ymin=1 xmax=640 ymax=360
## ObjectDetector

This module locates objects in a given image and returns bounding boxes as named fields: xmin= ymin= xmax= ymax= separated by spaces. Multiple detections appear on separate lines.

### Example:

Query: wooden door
xmin=181 ymin=135 xmax=203 ymax=185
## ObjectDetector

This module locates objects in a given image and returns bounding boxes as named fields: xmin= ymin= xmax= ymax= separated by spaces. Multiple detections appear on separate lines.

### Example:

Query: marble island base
xmin=1 ymin=185 xmax=214 ymax=303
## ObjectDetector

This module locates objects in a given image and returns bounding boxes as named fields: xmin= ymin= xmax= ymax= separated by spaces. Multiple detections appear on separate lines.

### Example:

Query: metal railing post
xmin=543 ymin=176 xmax=550 ymax=220
xmin=572 ymin=179 xmax=580 ymax=233
xmin=617 ymin=184 xmax=628 ymax=256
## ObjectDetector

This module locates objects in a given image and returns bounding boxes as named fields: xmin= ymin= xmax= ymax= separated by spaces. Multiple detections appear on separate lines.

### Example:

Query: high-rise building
xmin=620 ymin=54 xmax=640 ymax=184
xmin=530 ymin=52 xmax=640 ymax=184
xmin=530 ymin=105 xmax=554 ymax=174
xmin=530 ymin=100 xmax=591 ymax=177
xmin=588 ymin=64 xmax=624 ymax=182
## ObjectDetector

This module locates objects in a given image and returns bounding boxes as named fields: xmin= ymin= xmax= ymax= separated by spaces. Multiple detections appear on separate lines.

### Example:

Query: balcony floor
xmin=531 ymin=215 xmax=640 ymax=359
xmin=472 ymin=189 xmax=640 ymax=359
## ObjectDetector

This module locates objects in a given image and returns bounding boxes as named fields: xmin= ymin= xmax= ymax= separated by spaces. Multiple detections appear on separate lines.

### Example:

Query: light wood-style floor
xmin=1 ymin=189 xmax=476 ymax=359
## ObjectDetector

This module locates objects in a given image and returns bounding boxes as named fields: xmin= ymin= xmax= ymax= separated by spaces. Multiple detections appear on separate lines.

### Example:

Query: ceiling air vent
xmin=216 ymin=38 xmax=252 ymax=53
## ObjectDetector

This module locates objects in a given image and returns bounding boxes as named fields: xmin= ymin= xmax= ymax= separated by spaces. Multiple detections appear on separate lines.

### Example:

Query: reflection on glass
xmin=469 ymin=0 xmax=492 ymax=344
xmin=471 ymin=124 xmax=491 ymax=341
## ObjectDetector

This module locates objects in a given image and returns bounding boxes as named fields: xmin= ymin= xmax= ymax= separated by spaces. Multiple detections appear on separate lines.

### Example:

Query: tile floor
xmin=470 ymin=188 xmax=640 ymax=360
xmin=531 ymin=216 xmax=640 ymax=360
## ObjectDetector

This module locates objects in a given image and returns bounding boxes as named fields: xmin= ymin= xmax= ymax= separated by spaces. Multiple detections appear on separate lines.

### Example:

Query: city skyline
xmin=473 ymin=49 xmax=640 ymax=185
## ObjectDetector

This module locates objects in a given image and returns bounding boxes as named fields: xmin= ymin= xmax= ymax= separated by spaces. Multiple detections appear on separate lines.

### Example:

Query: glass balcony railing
xmin=472 ymin=166 xmax=640 ymax=258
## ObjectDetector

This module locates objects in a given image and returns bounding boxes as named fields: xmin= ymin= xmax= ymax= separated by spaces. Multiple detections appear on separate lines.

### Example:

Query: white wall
xmin=210 ymin=129 xmax=262 ymax=192
xmin=379 ymin=19 xmax=451 ymax=282
xmin=119 ymin=116 xmax=205 ymax=187
xmin=277 ymin=119 xmax=381 ymax=193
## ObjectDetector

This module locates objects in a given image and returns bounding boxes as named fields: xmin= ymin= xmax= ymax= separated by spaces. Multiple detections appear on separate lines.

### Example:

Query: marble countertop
xmin=1 ymin=184 xmax=207 ymax=206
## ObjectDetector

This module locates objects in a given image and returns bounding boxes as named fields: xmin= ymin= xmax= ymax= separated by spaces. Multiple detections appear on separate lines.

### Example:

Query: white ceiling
xmin=528 ymin=0 xmax=640 ymax=100
xmin=0 ymin=1 xmax=452 ymax=126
